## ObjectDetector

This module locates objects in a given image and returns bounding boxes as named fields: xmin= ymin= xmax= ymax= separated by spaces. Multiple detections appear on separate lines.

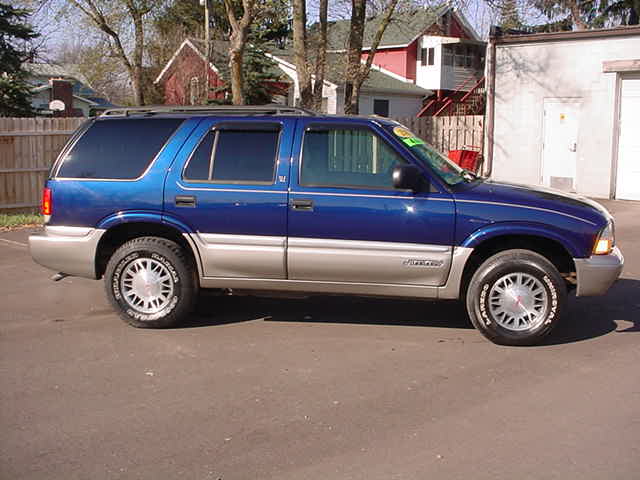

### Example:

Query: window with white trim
xmin=189 ymin=77 xmax=199 ymax=105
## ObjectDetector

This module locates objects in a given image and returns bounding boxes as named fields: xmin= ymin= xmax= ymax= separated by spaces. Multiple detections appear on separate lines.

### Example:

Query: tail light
xmin=42 ymin=187 xmax=52 ymax=216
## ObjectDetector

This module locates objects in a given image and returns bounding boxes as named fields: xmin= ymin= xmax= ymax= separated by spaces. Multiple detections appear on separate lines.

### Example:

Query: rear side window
xmin=56 ymin=118 xmax=182 ymax=179
xmin=183 ymin=127 xmax=280 ymax=184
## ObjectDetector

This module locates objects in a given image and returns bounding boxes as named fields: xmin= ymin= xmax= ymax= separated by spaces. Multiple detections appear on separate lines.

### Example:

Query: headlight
xmin=593 ymin=220 xmax=615 ymax=255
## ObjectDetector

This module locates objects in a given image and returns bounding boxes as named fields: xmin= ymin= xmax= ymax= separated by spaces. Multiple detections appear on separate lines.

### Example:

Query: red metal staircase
xmin=417 ymin=76 xmax=485 ymax=117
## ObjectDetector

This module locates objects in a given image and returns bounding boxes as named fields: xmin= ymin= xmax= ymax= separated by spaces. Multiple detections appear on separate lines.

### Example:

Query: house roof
xmin=30 ymin=83 xmax=100 ymax=106
xmin=269 ymin=49 xmax=431 ymax=96
xmin=24 ymin=62 xmax=117 ymax=109
xmin=323 ymin=5 xmax=478 ymax=50
xmin=25 ymin=62 xmax=89 ymax=83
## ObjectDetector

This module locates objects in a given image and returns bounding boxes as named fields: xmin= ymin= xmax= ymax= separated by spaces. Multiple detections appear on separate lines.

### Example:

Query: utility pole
xmin=201 ymin=0 xmax=210 ymax=104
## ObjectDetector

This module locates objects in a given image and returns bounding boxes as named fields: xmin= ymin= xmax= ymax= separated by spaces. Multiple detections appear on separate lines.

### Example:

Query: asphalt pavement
xmin=1 ymin=199 xmax=639 ymax=480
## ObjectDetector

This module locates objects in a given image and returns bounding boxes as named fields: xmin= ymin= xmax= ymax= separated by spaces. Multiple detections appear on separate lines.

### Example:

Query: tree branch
xmin=312 ymin=0 xmax=328 ymax=111
xmin=66 ymin=0 xmax=133 ymax=72
xmin=359 ymin=0 xmax=399 ymax=83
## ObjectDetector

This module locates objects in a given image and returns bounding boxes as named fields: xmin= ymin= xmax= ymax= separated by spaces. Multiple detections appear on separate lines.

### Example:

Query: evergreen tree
xmin=0 ymin=3 xmax=39 ymax=117
xmin=593 ymin=0 xmax=639 ymax=25
xmin=499 ymin=0 xmax=523 ymax=30
xmin=210 ymin=42 xmax=282 ymax=105
xmin=510 ymin=0 xmax=638 ymax=30
xmin=488 ymin=0 xmax=638 ymax=31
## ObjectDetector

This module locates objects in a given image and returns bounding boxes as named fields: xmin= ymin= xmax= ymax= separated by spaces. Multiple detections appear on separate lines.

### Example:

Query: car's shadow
xmin=181 ymin=279 xmax=640 ymax=345
xmin=545 ymin=278 xmax=640 ymax=345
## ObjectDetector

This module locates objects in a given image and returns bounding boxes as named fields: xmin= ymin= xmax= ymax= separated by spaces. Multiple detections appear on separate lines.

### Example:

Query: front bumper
xmin=29 ymin=226 xmax=105 ymax=279
xmin=574 ymin=246 xmax=624 ymax=297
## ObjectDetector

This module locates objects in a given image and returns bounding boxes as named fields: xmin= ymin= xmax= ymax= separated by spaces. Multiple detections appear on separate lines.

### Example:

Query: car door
xmin=164 ymin=117 xmax=294 ymax=279
xmin=287 ymin=119 xmax=455 ymax=286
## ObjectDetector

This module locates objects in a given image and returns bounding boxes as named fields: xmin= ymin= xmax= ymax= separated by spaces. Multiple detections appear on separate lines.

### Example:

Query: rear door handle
xmin=175 ymin=195 xmax=196 ymax=207
xmin=291 ymin=199 xmax=314 ymax=211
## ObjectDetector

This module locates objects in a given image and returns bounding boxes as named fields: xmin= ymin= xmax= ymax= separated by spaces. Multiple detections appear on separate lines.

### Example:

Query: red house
xmin=268 ymin=5 xmax=486 ymax=116
xmin=154 ymin=39 xmax=229 ymax=105
xmin=322 ymin=5 xmax=487 ymax=116
xmin=154 ymin=38 xmax=290 ymax=106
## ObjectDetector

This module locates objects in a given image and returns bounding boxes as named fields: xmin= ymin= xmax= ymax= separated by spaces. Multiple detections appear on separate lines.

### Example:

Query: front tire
xmin=104 ymin=236 xmax=197 ymax=328
xmin=466 ymin=249 xmax=567 ymax=346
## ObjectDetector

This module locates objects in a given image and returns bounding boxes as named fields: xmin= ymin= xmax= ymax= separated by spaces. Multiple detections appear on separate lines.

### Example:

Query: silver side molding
xmin=437 ymin=246 xmax=474 ymax=299
xmin=192 ymin=233 xmax=287 ymax=279
xmin=193 ymin=235 xmax=474 ymax=300
xmin=200 ymin=276 xmax=440 ymax=299
xmin=288 ymin=237 xmax=453 ymax=286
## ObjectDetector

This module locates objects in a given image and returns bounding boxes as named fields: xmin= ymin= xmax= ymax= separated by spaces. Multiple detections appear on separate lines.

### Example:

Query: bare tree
xmin=222 ymin=0 xmax=256 ymax=105
xmin=292 ymin=0 xmax=313 ymax=108
xmin=55 ymin=39 xmax=129 ymax=105
xmin=344 ymin=0 xmax=399 ymax=114
xmin=292 ymin=0 xmax=328 ymax=110
xmin=312 ymin=0 xmax=328 ymax=111
xmin=61 ymin=0 xmax=162 ymax=106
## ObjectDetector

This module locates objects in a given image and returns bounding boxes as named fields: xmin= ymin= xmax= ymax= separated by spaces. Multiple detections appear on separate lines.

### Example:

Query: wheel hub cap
xmin=488 ymin=273 xmax=549 ymax=331
xmin=121 ymin=258 xmax=174 ymax=314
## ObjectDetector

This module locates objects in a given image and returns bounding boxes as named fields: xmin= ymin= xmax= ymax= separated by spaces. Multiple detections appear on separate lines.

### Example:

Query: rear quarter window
xmin=56 ymin=118 xmax=182 ymax=179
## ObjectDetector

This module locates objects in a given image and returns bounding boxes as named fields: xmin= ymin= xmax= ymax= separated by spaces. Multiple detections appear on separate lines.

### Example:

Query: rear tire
xmin=104 ymin=236 xmax=197 ymax=328
xmin=465 ymin=249 xmax=567 ymax=346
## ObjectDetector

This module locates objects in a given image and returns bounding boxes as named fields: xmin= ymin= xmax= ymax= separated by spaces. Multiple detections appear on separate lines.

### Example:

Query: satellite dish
xmin=49 ymin=100 xmax=65 ymax=111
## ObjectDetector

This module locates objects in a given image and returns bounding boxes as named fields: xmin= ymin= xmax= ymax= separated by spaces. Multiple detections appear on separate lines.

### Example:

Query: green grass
xmin=0 ymin=213 xmax=44 ymax=229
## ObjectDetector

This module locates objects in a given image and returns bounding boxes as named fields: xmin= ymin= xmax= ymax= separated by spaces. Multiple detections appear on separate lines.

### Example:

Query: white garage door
xmin=616 ymin=75 xmax=640 ymax=201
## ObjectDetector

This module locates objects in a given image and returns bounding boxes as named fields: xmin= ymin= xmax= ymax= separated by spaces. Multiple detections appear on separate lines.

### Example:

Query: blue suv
xmin=29 ymin=105 xmax=623 ymax=345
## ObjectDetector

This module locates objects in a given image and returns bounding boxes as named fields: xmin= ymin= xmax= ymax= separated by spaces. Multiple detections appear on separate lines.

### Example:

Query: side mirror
xmin=392 ymin=165 xmax=424 ymax=192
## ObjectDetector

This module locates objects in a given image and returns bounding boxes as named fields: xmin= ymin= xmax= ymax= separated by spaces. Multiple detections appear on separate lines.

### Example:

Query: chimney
xmin=49 ymin=78 xmax=76 ymax=117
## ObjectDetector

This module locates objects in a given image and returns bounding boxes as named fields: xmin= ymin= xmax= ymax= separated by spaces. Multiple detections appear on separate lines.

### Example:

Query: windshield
xmin=386 ymin=125 xmax=471 ymax=186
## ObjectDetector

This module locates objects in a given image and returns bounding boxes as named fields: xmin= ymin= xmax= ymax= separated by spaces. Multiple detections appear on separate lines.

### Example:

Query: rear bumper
xmin=28 ymin=226 xmax=105 ymax=279
xmin=574 ymin=247 xmax=624 ymax=297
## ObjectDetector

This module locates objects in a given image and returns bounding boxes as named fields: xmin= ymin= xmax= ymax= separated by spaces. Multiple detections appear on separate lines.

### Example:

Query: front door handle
xmin=175 ymin=195 xmax=196 ymax=207
xmin=291 ymin=199 xmax=314 ymax=211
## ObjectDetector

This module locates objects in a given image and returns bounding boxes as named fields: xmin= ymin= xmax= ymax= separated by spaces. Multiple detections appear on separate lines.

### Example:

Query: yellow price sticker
xmin=393 ymin=127 xmax=424 ymax=147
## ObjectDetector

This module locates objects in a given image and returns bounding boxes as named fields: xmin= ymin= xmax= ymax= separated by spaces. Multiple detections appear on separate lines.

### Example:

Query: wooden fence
xmin=0 ymin=114 xmax=484 ymax=212
xmin=0 ymin=117 xmax=84 ymax=211
xmin=391 ymin=115 xmax=484 ymax=154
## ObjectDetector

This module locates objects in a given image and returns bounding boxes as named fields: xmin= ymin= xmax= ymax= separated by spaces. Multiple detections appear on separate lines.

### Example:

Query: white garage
xmin=484 ymin=26 xmax=640 ymax=200
xmin=615 ymin=74 xmax=640 ymax=201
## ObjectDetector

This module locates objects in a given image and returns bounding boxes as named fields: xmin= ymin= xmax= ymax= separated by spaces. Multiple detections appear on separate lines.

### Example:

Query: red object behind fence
xmin=448 ymin=148 xmax=481 ymax=172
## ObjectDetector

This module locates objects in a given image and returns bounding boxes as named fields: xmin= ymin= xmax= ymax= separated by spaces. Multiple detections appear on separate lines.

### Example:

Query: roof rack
xmin=100 ymin=104 xmax=316 ymax=117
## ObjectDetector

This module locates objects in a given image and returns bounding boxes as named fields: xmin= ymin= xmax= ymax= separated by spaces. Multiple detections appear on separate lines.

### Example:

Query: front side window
xmin=301 ymin=127 xmax=406 ymax=189
xmin=387 ymin=125 xmax=467 ymax=186
xmin=57 ymin=118 xmax=182 ymax=179
xmin=183 ymin=127 xmax=279 ymax=184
